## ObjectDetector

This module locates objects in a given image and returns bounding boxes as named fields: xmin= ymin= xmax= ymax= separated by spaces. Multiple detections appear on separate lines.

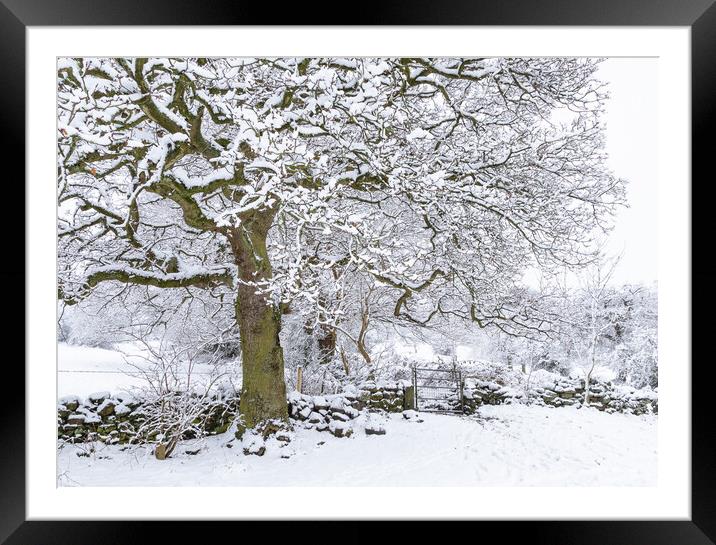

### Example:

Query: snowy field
xmin=58 ymin=344 xmax=147 ymax=397
xmin=58 ymin=343 xmax=235 ymax=397
xmin=58 ymin=405 xmax=656 ymax=487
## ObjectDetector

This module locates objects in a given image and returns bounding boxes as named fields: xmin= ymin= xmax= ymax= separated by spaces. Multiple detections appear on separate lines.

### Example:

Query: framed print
xmin=4 ymin=0 xmax=714 ymax=543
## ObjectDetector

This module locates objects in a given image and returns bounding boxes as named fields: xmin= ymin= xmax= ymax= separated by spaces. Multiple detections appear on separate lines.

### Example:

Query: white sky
xmin=597 ymin=58 xmax=658 ymax=285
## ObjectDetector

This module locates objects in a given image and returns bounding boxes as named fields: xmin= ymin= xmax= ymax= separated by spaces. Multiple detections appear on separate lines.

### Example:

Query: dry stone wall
xmin=58 ymin=377 xmax=656 ymax=446
xmin=358 ymin=380 xmax=410 ymax=412
xmin=287 ymin=381 xmax=408 ymax=438
xmin=57 ymin=392 xmax=240 ymax=445
xmin=463 ymin=376 xmax=658 ymax=415
xmin=58 ymin=381 xmax=409 ymax=445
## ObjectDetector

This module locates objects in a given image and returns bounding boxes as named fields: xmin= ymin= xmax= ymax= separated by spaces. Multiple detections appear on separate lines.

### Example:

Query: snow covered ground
xmin=58 ymin=343 xmax=657 ymax=487
xmin=57 ymin=404 xmax=656 ymax=487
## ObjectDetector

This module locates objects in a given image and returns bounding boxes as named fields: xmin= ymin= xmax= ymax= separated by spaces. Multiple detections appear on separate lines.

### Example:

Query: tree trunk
xmin=316 ymin=325 xmax=337 ymax=366
xmin=584 ymin=344 xmax=596 ymax=407
xmin=303 ymin=318 xmax=336 ymax=367
xmin=356 ymin=299 xmax=371 ymax=364
xmin=230 ymin=213 xmax=288 ymax=430
xmin=236 ymin=281 xmax=288 ymax=428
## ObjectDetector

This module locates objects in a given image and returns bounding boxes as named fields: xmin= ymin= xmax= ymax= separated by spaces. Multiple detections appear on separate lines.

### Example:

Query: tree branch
xmin=85 ymin=266 xmax=234 ymax=290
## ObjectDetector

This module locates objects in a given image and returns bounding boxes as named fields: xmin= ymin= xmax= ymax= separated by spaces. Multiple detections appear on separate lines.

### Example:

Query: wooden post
xmin=458 ymin=371 xmax=464 ymax=414
xmin=296 ymin=366 xmax=303 ymax=394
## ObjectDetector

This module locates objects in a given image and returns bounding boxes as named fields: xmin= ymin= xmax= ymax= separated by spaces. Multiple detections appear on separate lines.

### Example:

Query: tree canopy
xmin=57 ymin=57 xmax=626 ymax=425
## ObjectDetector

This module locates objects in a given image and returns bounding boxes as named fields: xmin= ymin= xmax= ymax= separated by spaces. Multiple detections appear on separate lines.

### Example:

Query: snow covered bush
xmin=116 ymin=335 xmax=240 ymax=458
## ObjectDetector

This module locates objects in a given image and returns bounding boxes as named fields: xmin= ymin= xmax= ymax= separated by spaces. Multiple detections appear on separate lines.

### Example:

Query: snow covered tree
xmin=558 ymin=255 xmax=629 ymax=404
xmin=57 ymin=57 xmax=625 ymax=428
xmin=610 ymin=284 xmax=658 ymax=389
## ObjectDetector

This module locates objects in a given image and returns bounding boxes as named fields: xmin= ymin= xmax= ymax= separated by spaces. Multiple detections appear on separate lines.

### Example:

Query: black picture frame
xmin=3 ymin=1 xmax=713 ymax=543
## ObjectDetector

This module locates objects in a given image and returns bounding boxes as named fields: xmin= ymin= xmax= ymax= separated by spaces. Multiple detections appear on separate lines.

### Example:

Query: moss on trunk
xmin=236 ymin=282 xmax=288 ymax=428
xmin=230 ymin=211 xmax=288 ymax=430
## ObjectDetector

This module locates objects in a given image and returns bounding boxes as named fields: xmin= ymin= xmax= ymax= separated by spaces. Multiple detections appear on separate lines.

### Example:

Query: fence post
xmin=459 ymin=371 xmax=464 ymax=414
xmin=297 ymin=366 xmax=303 ymax=394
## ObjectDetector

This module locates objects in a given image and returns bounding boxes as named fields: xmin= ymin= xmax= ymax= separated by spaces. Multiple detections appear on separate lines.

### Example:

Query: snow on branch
xmin=84 ymin=265 xmax=234 ymax=290
xmin=57 ymin=56 xmax=626 ymax=341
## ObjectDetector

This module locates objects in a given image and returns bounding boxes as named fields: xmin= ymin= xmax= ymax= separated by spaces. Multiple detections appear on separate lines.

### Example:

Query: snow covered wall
xmin=57 ymin=375 xmax=656 ymax=448
xmin=463 ymin=376 xmax=658 ymax=415
xmin=57 ymin=382 xmax=408 ymax=446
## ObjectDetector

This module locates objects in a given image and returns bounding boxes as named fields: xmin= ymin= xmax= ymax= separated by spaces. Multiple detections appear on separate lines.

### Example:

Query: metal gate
xmin=412 ymin=367 xmax=464 ymax=413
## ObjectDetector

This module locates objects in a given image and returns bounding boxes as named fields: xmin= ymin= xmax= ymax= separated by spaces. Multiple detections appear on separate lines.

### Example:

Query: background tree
xmin=557 ymin=255 xmax=627 ymax=404
xmin=610 ymin=284 xmax=658 ymax=389
xmin=58 ymin=57 xmax=625 ymax=428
